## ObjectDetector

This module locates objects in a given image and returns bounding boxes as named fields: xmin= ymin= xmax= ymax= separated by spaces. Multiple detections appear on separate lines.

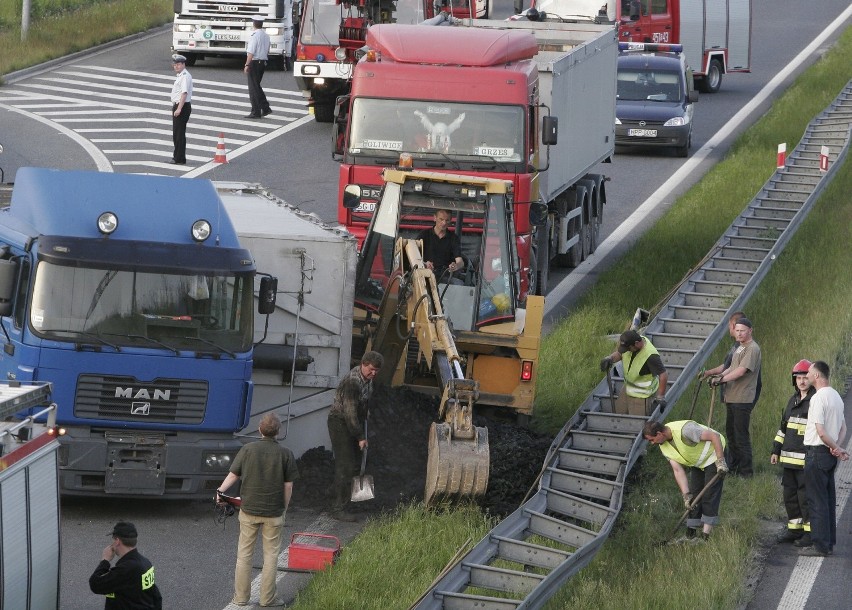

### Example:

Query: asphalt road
xmin=0 ymin=1 xmax=850 ymax=608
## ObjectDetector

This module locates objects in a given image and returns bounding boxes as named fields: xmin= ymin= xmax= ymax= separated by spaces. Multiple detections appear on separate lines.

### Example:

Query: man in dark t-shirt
xmin=417 ymin=209 xmax=463 ymax=283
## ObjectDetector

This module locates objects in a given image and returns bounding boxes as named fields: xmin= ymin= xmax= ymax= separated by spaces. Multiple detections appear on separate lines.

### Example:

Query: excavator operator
xmin=418 ymin=209 xmax=464 ymax=284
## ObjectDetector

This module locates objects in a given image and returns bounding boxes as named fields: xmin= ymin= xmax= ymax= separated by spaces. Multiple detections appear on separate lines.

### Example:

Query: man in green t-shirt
xmin=217 ymin=413 xmax=299 ymax=607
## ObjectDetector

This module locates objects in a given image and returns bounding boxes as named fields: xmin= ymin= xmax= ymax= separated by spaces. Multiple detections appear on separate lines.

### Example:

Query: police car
xmin=615 ymin=43 xmax=698 ymax=157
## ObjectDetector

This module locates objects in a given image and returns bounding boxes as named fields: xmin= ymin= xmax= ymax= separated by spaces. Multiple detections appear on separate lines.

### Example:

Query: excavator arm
xmin=370 ymin=237 xmax=489 ymax=504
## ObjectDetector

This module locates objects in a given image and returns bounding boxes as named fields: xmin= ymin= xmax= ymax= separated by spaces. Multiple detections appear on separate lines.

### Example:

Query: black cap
xmin=619 ymin=330 xmax=642 ymax=347
xmin=110 ymin=522 xmax=137 ymax=538
xmin=735 ymin=317 xmax=753 ymax=329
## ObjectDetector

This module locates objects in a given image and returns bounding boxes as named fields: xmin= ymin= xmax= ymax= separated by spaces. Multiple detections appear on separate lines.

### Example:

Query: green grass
xmin=0 ymin=0 xmax=172 ymax=78
xmin=290 ymin=26 xmax=852 ymax=610
xmin=291 ymin=503 xmax=494 ymax=609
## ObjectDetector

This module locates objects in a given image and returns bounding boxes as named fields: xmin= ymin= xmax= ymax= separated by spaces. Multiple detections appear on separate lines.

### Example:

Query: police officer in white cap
xmin=170 ymin=54 xmax=193 ymax=164
xmin=244 ymin=16 xmax=271 ymax=119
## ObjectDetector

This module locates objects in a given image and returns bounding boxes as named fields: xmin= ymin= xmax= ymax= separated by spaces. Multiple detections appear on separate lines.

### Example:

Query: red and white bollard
xmin=819 ymin=146 xmax=830 ymax=172
xmin=776 ymin=143 xmax=786 ymax=169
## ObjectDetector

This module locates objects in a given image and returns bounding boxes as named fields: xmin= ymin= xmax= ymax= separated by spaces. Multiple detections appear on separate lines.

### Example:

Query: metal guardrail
xmin=413 ymin=80 xmax=852 ymax=609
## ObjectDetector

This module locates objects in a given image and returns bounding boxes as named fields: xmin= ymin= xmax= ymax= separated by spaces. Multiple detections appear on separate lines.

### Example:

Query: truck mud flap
xmin=104 ymin=432 xmax=166 ymax=495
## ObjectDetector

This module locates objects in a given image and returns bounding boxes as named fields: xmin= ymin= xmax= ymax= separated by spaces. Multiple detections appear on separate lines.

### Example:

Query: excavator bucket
xmin=424 ymin=421 xmax=489 ymax=505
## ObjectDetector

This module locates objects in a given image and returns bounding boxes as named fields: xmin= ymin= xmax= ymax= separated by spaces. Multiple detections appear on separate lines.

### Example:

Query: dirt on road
xmin=291 ymin=385 xmax=553 ymax=518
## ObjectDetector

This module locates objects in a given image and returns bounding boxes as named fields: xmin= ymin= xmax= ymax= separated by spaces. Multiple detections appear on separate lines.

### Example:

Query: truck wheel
xmin=314 ymin=103 xmax=335 ymax=123
xmin=567 ymin=219 xmax=587 ymax=268
xmin=269 ymin=55 xmax=286 ymax=71
xmin=532 ymin=237 xmax=549 ymax=296
xmin=184 ymin=53 xmax=198 ymax=67
xmin=697 ymin=58 xmax=723 ymax=93
xmin=587 ymin=209 xmax=601 ymax=255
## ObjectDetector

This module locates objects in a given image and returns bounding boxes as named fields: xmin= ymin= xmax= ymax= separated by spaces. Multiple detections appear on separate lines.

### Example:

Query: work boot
xmin=776 ymin=529 xmax=803 ymax=544
xmin=685 ymin=527 xmax=698 ymax=539
xmin=794 ymin=534 xmax=812 ymax=548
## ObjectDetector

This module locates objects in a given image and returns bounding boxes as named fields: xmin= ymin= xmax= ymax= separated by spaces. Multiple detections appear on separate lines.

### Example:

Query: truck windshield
xmin=348 ymin=99 xmax=525 ymax=162
xmin=301 ymin=0 xmax=427 ymax=45
xmin=617 ymin=68 xmax=683 ymax=102
xmin=29 ymin=262 xmax=254 ymax=353
xmin=301 ymin=0 xmax=342 ymax=45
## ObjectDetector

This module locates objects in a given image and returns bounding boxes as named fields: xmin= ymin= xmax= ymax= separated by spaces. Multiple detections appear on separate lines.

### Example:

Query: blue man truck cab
xmin=0 ymin=168 xmax=262 ymax=497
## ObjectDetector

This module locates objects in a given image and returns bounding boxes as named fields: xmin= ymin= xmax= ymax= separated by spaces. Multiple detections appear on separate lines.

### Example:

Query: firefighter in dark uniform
xmin=770 ymin=359 xmax=816 ymax=545
xmin=89 ymin=521 xmax=162 ymax=609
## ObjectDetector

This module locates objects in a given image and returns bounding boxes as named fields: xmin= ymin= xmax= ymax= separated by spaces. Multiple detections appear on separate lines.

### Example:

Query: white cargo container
xmin=218 ymin=183 xmax=357 ymax=457
xmin=468 ymin=19 xmax=618 ymax=268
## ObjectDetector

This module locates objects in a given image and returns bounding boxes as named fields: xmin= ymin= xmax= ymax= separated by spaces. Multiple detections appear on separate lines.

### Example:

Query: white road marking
xmin=1 ymin=64 xmax=310 ymax=172
xmin=776 ymin=436 xmax=852 ymax=609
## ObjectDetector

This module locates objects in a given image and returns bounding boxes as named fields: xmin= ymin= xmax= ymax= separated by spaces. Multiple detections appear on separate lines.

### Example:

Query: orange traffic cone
xmin=213 ymin=133 xmax=229 ymax=164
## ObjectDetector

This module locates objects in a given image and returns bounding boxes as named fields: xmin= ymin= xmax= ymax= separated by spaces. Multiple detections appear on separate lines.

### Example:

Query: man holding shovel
xmin=600 ymin=330 xmax=668 ymax=416
xmin=643 ymin=420 xmax=729 ymax=542
xmin=327 ymin=351 xmax=383 ymax=522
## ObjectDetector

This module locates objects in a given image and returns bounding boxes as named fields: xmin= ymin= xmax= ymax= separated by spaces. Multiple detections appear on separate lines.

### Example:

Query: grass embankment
xmin=291 ymin=27 xmax=852 ymax=610
xmin=0 ymin=0 xmax=172 ymax=78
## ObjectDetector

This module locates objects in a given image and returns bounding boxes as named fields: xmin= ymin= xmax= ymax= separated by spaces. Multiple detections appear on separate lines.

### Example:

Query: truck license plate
xmin=628 ymin=128 xmax=657 ymax=137
xmin=217 ymin=34 xmax=242 ymax=41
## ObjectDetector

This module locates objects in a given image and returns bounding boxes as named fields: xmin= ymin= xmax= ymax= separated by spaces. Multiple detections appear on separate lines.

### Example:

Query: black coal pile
xmin=290 ymin=385 xmax=553 ymax=519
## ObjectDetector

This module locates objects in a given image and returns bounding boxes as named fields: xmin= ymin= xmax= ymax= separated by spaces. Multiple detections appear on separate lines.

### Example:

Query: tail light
xmin=521 ymin=360 xmax=533 ymax=381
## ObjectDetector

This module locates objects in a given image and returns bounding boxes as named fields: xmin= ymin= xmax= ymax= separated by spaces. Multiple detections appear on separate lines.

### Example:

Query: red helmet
xmin=791 ymin=359 xmax=812 ymax=386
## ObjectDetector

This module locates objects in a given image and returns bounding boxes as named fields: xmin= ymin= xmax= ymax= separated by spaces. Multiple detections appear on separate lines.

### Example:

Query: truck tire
xmin=697 ymin=58 xmax=723 ymax=93
xmin=566 ymin=217 xmax=587 ymax=268
xmin=184 ymin=53 xmax=198 ymax=67
xmin=587 ymin=206 xmax=600 ymax=255
xmin=269 ymin=55 xmax=286 ymax=71
xmin=314 ymin=103 xmax=335 ymax=123
xmin=532 ymin=235 xmax=549 ymax=296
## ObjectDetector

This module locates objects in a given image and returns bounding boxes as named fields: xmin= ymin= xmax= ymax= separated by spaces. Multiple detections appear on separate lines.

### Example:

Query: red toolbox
xmin=287 ymin=533 xmax=340 ymax=571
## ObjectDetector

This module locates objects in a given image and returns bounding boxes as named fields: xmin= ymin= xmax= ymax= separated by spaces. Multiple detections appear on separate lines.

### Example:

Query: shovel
xmin=351 ymin=421 xmax=375 ymax=502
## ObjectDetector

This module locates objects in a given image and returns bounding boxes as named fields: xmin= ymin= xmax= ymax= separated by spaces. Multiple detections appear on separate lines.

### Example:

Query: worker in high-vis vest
xmin=643 ymin=420 xmax=729 ymax=542
xmin=600 ymin=329 xmax=668 ymax=416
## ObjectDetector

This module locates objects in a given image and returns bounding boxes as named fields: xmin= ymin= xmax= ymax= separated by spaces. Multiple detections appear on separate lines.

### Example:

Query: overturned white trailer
xmin=218 ymin=183 xmax=357 ymax=457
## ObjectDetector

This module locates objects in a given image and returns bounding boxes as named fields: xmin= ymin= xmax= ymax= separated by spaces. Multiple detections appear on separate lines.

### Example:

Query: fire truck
xmin=0 ymin=382 xmax=61 ymax=609
xmin=514 ymin=0 xmax=751 ymax=93
xmin=172 ymin=0 xmax=296 ymax=69
xmin=294 ymin=0 xmax=488 ymax=122
xmin=332 ymin=20 xmax=618 ymax=297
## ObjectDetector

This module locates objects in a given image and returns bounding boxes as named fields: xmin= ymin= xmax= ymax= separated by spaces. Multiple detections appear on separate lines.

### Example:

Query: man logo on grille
xmin=131 ymin=402 xmax=151 ymax=415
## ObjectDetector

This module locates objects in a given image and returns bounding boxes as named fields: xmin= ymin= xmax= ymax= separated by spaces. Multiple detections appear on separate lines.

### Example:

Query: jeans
xmin=725 ymin=402 xmax=753 ymax=476
xmin=685 ymin=464 xmax=724 ymax=529
xmin=234 ymin=511 xmax=284 ymax=606
xmin=804 ymin=446 xmax=837 ymax=552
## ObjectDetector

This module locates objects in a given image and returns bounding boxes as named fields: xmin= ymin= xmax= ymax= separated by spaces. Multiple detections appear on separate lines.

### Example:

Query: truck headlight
xmin=265 ymin=27 xmax=282 ymax=36
xmin=334 ymin=47 xmax=347 ymax=61
xmin=175 ymin=24 xmax=195 ymax=33
xmin=202 ymin=452 xmax=234 ymax=472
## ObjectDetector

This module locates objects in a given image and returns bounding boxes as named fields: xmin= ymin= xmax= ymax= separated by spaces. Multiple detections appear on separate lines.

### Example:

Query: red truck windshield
xmin=349 ymin=99 xmax=525 ymax=162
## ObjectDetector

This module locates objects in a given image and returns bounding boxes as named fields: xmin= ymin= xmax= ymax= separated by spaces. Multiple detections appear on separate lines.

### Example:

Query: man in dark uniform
xmin=418 ymin=209 xmax=464 ymax=283
xmin=89 ymin=521 xmax=162 ymax=609
xmin=327 ymin=350 xmax=383 ymax=521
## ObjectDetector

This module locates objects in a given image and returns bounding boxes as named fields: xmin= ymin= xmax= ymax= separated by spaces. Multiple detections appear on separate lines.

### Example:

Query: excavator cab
xmin=352 ymin=169 xmax=524 ymax=503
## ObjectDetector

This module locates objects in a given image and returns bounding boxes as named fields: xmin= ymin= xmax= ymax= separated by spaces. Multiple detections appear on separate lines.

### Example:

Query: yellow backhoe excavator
xmin=347 ymin=167 xmax=544 ymax=504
